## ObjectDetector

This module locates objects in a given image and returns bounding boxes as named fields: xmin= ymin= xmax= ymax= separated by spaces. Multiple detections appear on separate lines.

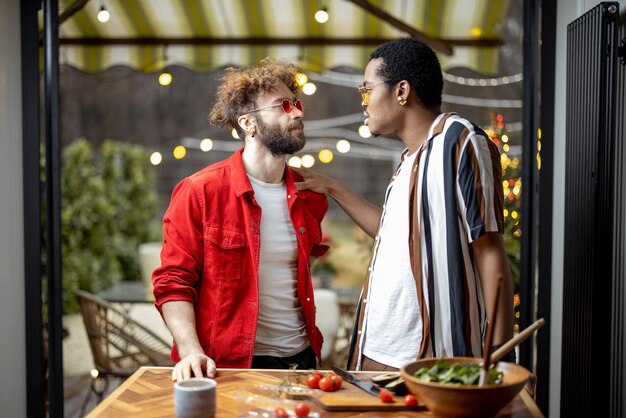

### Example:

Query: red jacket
xmin=152 ymin=148 xmax=328 ymax=367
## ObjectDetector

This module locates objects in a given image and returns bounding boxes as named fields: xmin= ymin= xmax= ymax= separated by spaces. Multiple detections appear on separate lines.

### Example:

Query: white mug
xmin=174 ymin=377 xmax=217 ymax=418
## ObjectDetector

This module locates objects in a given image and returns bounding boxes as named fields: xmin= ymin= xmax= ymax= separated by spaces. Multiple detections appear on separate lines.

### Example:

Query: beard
xmin=256 ymin=116 xmax=306 ymax=156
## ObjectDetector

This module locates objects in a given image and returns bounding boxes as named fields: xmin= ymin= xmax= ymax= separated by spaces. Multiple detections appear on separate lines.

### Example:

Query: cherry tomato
xmin=318 ymin=376 xmax=334 ymax=391
xmin=379 ymin=389 xmax=394 ymax=403
xmin=274 ymin=406 xmax=289 ymax=418
xmin=331 ymin=374 xmax=343 ymax=390
xmin=403 ymin=394 xmax=418 ymax=407
xmin=306 ymin=373 xmax=321 ymax=389
xmin=294 ymin=402 xmax=311 ymax=418
xmin=318 ymin=374 xmax=343 ymax=392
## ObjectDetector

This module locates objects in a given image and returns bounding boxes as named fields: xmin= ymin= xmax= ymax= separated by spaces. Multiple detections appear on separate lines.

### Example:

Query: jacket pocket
xmin=204 ymin=225 xmax=245 ymax=280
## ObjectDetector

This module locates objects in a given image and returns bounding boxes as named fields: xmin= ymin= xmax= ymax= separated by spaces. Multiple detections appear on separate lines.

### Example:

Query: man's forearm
xmin=472 ymin=233 xmax=515 ymax=346
xmin=161 ymin=300 xmax=205 ymax=358
xmin=327 ymin=181 xmax=382 ymax=238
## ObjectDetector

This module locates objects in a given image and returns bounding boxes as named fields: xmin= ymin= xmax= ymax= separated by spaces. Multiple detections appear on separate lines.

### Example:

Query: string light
xmin=302 ymin=82 xmax=317 ymax=95
xmin=288 ymin=156 xmax=302 ymax=168
xmin=158 ymin=48 xmax=172 ymax=86
xmin=200 ymin=138 xmax=213 ymax=152
xmin=97 ymin=5 xmax=110 ymax=23
xmin=295 ymin=73 xmax=309 ymax=86
xmin=318 ymin=149 xmax=333 ymax=163
xmin=442 ymin=72 xmax=523 ymax=86
xmin=173 ymin=145 xmax=186 ymax=159
xmin=358 ymin=125 xmax=371 ymax=138
xmin=336 ymin=139 xmax=351 ymax=153
xmin=150 ymin=152 xmax=162 ymax=166
xmin=315 ymin=7 xmax=329 ymax=23
xmin=301 ymin=154 xmax=315 ymax=167
xmin=158 ymin=72 xmax=172 ymax=86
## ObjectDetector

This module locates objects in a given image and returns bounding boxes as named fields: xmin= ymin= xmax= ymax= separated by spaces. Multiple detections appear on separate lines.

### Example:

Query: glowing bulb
xmin=173 ymin=145 xmax=186 ymax=160
xmin=90 ymin=369 xmax=100 ymax=379
xmin=336 ymin=139 xmax=351 ymax=153
xmin=503 ymin=144 xmax=510 ymax=152
xmin=288 ymin=156 xmax=302 ymax=168
xmin=537 ymin=153 xmax=542 ymax=170
xmin=200 ymin=138 xmax=213 ymax=152
xmin=301 ymin=154 xmax=315 ymax=168
xmin=97 ymin=7 xmax=110 ymax=23
xmin=358 ymin=125 xmax=371 ymax=138
xmin=231 ymin=129 xmax=240 ymax=139
xmin=315 ymin=8 xmax=329 ymax=23
xmin=158 ymin=72 xmax=172 ymax=86
xmin=470 ymin=27 xmax=482 ymax=37
xmin=318 ymin=149 xmax=334 ymax=163
xmin=150 ymin=152 xmax=162 ymax=166
xmin=302 ymin=82 xmax=316 ymax=95
xmin=502 ymin=134 xmax=509 ymax=143
xmin=295 ymin=73 xmax=309 ymax=86
xmin=511 ymin=211 xmax=519 ymax=219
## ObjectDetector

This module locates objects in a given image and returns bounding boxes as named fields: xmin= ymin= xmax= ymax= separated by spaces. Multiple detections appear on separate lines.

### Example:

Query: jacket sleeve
xmin=310 ymin=192 xmax=330 ymax=258
xmin=152 ymin=177 xmax=205 ymax=313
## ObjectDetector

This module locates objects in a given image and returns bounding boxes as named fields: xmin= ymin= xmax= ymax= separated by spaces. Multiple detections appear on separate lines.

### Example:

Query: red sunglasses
xmin=245 ymin=99 xmax=305 ymax=115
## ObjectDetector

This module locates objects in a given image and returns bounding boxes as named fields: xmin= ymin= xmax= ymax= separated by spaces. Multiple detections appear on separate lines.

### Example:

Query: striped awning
xmin=53 ymin=0 xmax=513 ymax=75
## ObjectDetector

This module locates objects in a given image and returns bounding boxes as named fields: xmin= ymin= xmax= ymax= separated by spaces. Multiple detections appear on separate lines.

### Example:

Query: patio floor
xmin=63 ymin=303 xmax=170 ymax=417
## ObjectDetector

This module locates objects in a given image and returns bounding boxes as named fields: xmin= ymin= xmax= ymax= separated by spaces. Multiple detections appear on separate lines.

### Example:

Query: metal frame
xmin=43 ymin=0 xmax=64 ymax=416
xmin=21 ymin=0 xmax=45 ymax=416
xmin=520 ymin=0 xmax=556 ymax=413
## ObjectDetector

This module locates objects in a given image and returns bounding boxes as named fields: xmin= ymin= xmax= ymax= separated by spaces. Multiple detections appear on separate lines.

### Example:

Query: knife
xmin=330 ymin=364 xmax=380 ymax=398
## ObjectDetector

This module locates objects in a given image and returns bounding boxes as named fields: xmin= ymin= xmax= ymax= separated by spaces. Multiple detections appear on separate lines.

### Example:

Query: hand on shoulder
xmin=292 ymin=167 xmax=337 ymax=195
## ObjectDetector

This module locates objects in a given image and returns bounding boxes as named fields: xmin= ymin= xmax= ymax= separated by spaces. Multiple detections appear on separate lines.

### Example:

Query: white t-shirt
xmin=248 ymin=175 xmax=309 ymax=357
xmin=361 ymin=150 xmax=422 ymax=368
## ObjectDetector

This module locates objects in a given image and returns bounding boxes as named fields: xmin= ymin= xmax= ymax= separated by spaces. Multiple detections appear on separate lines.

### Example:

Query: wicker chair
xmin=75 ymin=289 xmax=173 ymax=415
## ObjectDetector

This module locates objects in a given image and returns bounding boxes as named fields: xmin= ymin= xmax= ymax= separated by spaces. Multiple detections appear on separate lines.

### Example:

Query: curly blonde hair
xmin=208 ymin=58 xmax=300 ymax=139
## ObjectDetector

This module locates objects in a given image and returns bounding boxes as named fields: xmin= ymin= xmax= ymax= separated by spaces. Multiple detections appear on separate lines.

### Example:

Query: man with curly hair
xmin=295 ymin=38 xmax=515 ymax=371
xmin=152 ymin=59 xmax=329 ymax=381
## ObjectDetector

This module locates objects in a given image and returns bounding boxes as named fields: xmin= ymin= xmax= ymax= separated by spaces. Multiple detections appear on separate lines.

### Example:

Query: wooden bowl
xmin=400 ymin=357 xmax=529 ymax=418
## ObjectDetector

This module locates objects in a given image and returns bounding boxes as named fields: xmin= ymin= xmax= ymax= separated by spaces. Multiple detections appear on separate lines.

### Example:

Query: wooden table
xmin=86 ymin=367 xmax=544 ymax=418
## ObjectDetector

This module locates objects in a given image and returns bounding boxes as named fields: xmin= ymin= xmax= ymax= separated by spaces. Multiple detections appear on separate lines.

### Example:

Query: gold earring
xmin=398 ymin=97 xmax=407 ymax=106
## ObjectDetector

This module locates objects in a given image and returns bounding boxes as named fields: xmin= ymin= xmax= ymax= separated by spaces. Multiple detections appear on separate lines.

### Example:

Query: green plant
xmin=60 ymin=139 xmax=160 ymax=313
xmin=484 ymin=113 xmax=522 ymax=330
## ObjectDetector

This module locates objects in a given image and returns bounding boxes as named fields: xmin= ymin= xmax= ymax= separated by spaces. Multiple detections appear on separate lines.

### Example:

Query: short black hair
xmin=370 ymin=38 xmax=443 ymax=108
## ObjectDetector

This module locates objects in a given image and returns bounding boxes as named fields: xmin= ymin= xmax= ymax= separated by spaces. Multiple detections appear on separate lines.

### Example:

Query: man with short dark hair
xmin=295 ymin=38 xmax=515 ymax=371
xmin=153 ymin=59 xmax=329 ymax=381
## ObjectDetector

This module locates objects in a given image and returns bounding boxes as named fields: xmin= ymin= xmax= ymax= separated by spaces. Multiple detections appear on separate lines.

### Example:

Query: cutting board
xmin=217 ymin=369 xmax=425 ymax=412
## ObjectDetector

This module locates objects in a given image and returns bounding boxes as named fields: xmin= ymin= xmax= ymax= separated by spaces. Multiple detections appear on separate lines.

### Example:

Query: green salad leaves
xmin=413 ymin=359 xmax=503 ymax=386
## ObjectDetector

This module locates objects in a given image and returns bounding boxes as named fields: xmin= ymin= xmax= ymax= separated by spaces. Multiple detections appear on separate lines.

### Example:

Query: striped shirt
xmin=348 ymin=113 xmax=504 ymax=369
